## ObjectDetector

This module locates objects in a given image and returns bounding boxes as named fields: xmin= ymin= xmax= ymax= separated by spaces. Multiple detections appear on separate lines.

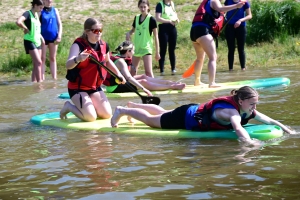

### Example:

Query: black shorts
xmin=68 ymin=87 xmax=103 ymax=99
xmin=44 ymin=39 xmax=56 ymax=45
xmin=24 ymin=39 xmax=41 ymax=54
xmin=190 ymin=25 xmax=211 ymax=42
xmin=112 ymin=83 xmax=138 ymax=93
xmin=160 ymin=104 xmax=197 ymax=129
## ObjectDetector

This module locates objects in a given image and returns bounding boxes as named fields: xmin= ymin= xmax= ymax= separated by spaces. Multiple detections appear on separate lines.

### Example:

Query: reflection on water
xmin=0 ymin=67 xmax=300 ymax=199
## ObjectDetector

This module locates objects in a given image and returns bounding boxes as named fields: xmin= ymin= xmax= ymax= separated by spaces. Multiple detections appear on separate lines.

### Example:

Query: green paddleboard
xmin=30 ymin=112 xmax=284 ymax=140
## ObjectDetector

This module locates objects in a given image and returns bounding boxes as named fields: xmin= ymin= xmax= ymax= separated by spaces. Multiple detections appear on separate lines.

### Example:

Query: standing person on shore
xmin=225 ymin=0 xmax=252 ymax=71
xmin=16 ymin=0 xmax=44 ymax=82
xmin=155 ymin=0 xmax=179 ymax=76
xmin=60 ymin=18 xmax=126 ymax=122
xmin=190 ymin=0 xmax=245 ymax=87
xmin=40 ymin=0 xmax=63 ymax=80
xmin=103 ymin=41 xmax=186 ymax=94
xmin=126 ymin=0 xmax=160 ymax=78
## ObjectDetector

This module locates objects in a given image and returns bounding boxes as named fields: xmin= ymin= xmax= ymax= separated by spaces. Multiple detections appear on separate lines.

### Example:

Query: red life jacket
xmin=67 ymin=38 xmax=107 ymax=91
xmin=194 ymin=96 xmax=256 ymax=130
xmin=103 ymin=55 xmax=132 ymax=86
xmin=192 ymin=0 xmax=225 ymax=38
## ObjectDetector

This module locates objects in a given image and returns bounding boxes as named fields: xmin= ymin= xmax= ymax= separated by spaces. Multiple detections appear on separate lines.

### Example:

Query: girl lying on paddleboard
xmin=103 ymin=41 xmax=186 ymax=95
xmin=111 ymin=86 xmax=295 ymax=145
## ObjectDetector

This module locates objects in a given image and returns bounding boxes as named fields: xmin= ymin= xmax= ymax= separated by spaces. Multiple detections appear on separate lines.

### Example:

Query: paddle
xmin=89 ymin=55 xmax=161 ymax=105
xmin=182 ymin=60 xmax=196 ymax=79
xmin=181 ymin=8 xmax=241 ymax=79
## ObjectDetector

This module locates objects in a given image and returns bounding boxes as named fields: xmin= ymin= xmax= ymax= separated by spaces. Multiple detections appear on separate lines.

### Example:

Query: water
xmin=0 ymin=66 xmax=300 ymax=199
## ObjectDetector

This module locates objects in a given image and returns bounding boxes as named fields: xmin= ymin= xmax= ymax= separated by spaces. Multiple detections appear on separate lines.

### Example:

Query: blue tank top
xmin=41 ymin=7 xmax=58 ymax=41
xmin=225 ymin=0 xmax=250 ymax=27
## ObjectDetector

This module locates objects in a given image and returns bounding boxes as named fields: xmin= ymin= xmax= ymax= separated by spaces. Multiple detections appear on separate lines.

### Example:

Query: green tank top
xmin=159 ymin=1 xmax=178 ymax=24
xmin=24 ymin=10 xmax=41 ymax=47
xmin=133 ymin=14 xmax=153 ymax=57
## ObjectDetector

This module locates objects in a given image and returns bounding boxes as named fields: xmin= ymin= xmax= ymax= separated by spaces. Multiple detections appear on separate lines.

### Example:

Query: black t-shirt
xmin=155 ymin=2 xmax=173 ymax=13
xmin=22 ymin=11 xmax=32 ymax=31
xmin=131 ymin=14 xmax=157 ymax=36
xmin=75 ymin=40 xmax=110 ymax=54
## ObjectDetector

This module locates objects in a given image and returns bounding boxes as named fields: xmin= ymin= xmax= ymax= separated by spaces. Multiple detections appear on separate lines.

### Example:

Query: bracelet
xmin=74 ymin=57 xmax=78 ymax=64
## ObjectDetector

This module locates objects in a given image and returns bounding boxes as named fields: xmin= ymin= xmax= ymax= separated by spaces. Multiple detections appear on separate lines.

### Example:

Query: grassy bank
xmin=0 ymin=0 xmax=299 ymax=78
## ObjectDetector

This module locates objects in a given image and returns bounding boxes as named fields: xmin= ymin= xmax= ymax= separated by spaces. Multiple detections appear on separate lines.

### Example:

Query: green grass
xmin=0 ymin=0 xmax=299 ymax=77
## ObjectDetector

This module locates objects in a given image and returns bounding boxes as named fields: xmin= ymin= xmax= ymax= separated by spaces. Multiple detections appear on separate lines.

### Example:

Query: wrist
xmin=74 ymin=56 xmax=78 ymax=64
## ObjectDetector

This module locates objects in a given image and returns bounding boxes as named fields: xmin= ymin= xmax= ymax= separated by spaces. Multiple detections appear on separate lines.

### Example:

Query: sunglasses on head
xmin=90 ymin=28 xmax=103 ymax=34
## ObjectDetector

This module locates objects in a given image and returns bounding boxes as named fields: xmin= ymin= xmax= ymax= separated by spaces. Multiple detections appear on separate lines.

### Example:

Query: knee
xmin=139 ymin=79 xmax=147 ymax=84
xmin=98 ymin=111 xmax=112 ymax=119
xmin=140 ymin=74 xmax=147 ymax=79
xmin=49 ymin=56 xmax=56 ymax=62
xmin=84 ymin=115 xmax=97 ymax=122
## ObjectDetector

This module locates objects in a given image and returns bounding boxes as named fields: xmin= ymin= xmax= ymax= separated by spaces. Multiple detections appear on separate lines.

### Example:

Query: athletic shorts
xmin=24 ymin=39 xmax=41 ymax=54
xmin=44 ymin=39 xmax=56 ymax=45
xmin=160 ymin=104 xmax=196 ymax=129
xmin=112 ymin=83 xmax=138 ymax=93
xmin=68 ymin=87 xmax=103 ymax=99
xmin=190 ymin=25 xmax=211 ymax=42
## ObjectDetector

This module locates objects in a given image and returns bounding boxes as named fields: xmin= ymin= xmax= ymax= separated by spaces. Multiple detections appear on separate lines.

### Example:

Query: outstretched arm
xmin=254 ymin=111 xmax=294 ymax=134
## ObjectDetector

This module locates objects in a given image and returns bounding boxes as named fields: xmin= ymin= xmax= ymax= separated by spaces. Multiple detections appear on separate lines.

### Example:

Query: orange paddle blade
xmin=182 ymin=61 xmax=195 ymax=78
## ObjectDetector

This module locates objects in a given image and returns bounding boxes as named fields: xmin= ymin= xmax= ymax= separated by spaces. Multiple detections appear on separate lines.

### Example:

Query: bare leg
xmin=41 ymin=43 xmax=47 ymax=81
xmin=134 ymin=74 xmax=174 ymax=85
xmin=127 ymin=101 xmax=169 ymax=115
xmin=131 ymin=56 xmax=141 ymax=76
xmin=197 ymin=35 xmax=221 ymax=88
xmin=137 ymin=79 xmax=186 ymax=91
xmin=29 ymin=49 xmax=43 ymax=82
xmin=60 ymin=101 xmax=83 ymax=120
xmin=142 ymin=55 xmax=154 ymax=78
xmin=111 ymin=106 xmax=162 ymax=128
xmin=192 ymin=42 xmax=205 ymax=86
xmin=60 ymin=92 xmax=102 ymax=122
xmin=89 ymin=90 xmax=112 ymax=119
xmin=48 ymin=43 xmax=58 ymax=80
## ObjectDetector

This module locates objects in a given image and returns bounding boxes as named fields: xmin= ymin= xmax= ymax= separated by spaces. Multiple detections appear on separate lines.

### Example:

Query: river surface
xmin=0 ymin=66 xmax=300 ymax=199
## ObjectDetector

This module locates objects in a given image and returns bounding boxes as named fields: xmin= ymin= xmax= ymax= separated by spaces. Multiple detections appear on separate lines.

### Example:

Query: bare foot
xmin=209 ymin=83 xmax=222 ymax=88
xmin=111 ymin=106 xmax=125 ymax=127
xmin=242 ymin=68 xmax=246 ymax=71
xmin=127 ymin=101 xmax=136 ymax=108
xmin=194 ymin=80 xmax=205 ymax=86
xmin=60 ymin=101 xmax=71 ymax=119
xmin=171 ymin=83 xmax=186 ymax=90
xmin=127 ymin=116 xmax=135 ymax=123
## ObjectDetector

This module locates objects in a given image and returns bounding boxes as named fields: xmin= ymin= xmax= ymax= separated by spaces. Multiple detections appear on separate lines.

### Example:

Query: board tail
xmin=182 ymin=61 xmax=195 ymax=78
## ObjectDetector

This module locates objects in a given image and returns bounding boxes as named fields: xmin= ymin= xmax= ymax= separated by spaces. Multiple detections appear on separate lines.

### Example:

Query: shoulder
xmin=150 ymin=16 xmax=156 ymax=22
xmin=155 ymin=2 xmax=163 ymax=12
xmin=22 ymin=11 xmax=30 ymax=18
xmin=244 ymin=1 xmax=250 ymax=9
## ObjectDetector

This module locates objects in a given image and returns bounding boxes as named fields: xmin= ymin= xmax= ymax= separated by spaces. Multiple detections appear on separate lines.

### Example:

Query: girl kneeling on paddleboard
xmin=111 ymin=86 xmax=295 ymax=145
xmin=103 ymin=41 xmax=186 ymax=95
xmin=60 ymin=18 xmax=126 ymax=122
